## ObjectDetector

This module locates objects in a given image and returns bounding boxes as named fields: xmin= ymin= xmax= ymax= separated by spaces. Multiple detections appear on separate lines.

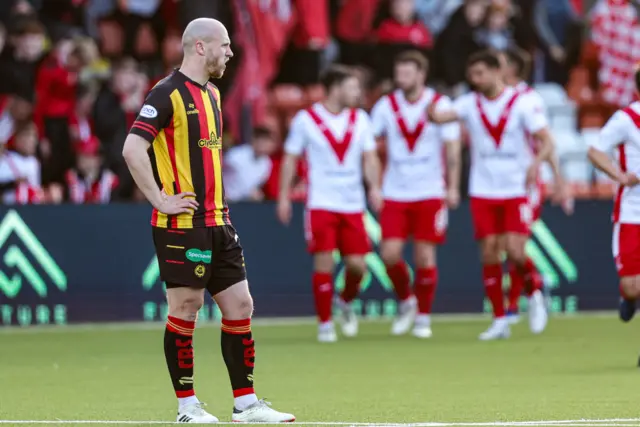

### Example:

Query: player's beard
xmin=206 ymin=55 xmax=226 ymax=79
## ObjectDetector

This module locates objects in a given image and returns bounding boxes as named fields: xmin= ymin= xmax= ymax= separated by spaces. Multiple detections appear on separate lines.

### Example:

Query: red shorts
xmin=304 ymin=209 xmax=371 ymax=255
xmin=380 ymin=199 xmax=447 ymax=243
xmin=613 ymin=223 xmax=640 ymax=277
xmin=470 ymin=197 xmax=531 ymax=240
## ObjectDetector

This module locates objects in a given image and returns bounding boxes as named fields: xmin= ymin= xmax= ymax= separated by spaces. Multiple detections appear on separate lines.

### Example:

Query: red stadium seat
xmin=305 ymin=85 xmax=325 ymax=104
xmin=592 ymin=181 xmax=616 ymax=200
xmin=568 ymin=182 xmax=593 ymax=199
xmin=135 ymin=23 xmax=158 ymax=57
xmin=271 ymin=84 xmax=306 ymax=114
xmin=98 ymin=20 xmax=123 ymax=57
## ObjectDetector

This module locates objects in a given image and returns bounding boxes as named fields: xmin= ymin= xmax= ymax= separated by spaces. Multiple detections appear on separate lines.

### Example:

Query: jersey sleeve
xmin=283 ymin=111 xmax=308 ymax=156
xmin=592 ymin=111 xmax=629 ymax=153
xmin=369 ymin=97 xmax=388 ymax=138
xmin=436 ymin=96 xmax=461 ymax=142
xmin=129 ymin=84 xmax=174 ymax=144
xmin=358 ymin=110 xmax=377 ymax=152
xmin=452 ymin=93 xmax=473 ymax=121
xmin=520 ymin=95 xmax=548 ymax=134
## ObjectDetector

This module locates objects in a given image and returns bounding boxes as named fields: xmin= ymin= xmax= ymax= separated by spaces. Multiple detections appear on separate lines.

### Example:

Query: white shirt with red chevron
xmin=284 ymin=103 xmax=376 ymax=213
xmin=453 ymin=86 xmax=547 ymax=198
xmin=0 ymin=150 xmax=41 ymax=204
xmin=591 ymin=102 xmax=640 ymax=224
xmin=371 ymin=88 xmax=460 ymax=201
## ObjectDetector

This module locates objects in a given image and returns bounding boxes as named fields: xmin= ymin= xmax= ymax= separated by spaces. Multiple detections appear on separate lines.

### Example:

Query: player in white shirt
xmin=277 ymin=65 xmax=383 ymax=342
xmin=588 ymin=65 xmax=640 ymax=323
xmin=428 ymin=50 xmax=554 ymax=340
xmin=370 ymin=51 xmax=461 ymax=339
xmin=499 ymin=47 xmax=572 ymax=324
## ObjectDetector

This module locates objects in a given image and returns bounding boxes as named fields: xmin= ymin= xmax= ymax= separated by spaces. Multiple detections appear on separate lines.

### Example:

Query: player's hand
xmin=446 ymin=187 xmax=460 ymax=209
xmin=368 ymin=187 xmax=383 ymax=213
xmin=156 ymin=190 xmax=198 ymax=215
xmin=620 ymin=172 xmax=640 ymax=187
xmin=426 ymin=103 xmax=438 ymax=122
xmin=277 ymin=198 xmax=292 ymax=225
xmin=551 ymin=181 xmax=574 ymax=216
xmin=526 ymin=164 xmax=539 ymax=189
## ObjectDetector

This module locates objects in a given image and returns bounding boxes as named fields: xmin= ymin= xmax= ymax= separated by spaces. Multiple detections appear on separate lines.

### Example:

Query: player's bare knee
xmin=480 ymin=238 xmax=500 ymax=264
xmin=621 ymin=277 xmax=640 ymax=299
xmin=414 ymin=243 xmax=435 ymax=268
xmin=235 ymin=295 xmax=254 ymax=319
xmin=505 ymin=240 xmax=527 ymax=265
xmin=169 ymin=295 xmax=204 ymax=320
xmin=381 ymin=244 xmax=402 ymax=266
xmin=344 ymin=256 xmax=366 ymax=275
xmin=313 ymin=252 xmax=334 ymax=273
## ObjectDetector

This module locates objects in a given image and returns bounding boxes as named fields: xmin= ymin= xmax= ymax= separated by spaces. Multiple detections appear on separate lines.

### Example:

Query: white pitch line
xmin=1 ymin=419 xmax=640 ymax=426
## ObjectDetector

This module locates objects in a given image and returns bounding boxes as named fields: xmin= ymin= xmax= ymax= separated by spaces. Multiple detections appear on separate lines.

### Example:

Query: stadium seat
xmin=271 ymin=85 xmax=307 ymax=113
xmin=592 ymin=181 xmax=616 ymax=199
xmin=534 ymin=83 xmax=569 ymax=107
xmin=135 ymin=23 xmax=158 ymax=57
xmin=98 ymin=20 xmax=123 ymax=57
xmin=305 ymin=85 xmax=325 ymax=104
xmin=568 ymin=181 xmax=593 ymax=199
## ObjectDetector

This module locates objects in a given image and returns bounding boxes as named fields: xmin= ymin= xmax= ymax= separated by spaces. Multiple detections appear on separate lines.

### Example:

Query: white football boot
xmin=232 ymin=399 xmax=295 ymax=423
xmin=528 ymin=289 xmax=548 ymax=334
xmin=412 ymin=314 xmax=432 ymax=338
xmin=317 ymin=322 xmax=337 ymax=343
xmin=478 ymin=317 xmax=511 ymax=341
xmin=391 ymin=296 xmax=417 ymax=336
xmin=335 ymin=296 xmax=358 ymax=337
xmin=176 ymin=402 xmax=219 ymax=423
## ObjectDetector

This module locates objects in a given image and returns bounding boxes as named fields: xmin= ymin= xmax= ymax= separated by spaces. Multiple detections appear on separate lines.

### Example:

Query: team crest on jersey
xmin=194 ymin=264 xmax=206 ymax=278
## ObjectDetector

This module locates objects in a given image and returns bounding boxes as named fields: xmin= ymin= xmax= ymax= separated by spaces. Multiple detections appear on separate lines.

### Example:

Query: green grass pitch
xmin=1 ymin=315 xmax=640 ymax=427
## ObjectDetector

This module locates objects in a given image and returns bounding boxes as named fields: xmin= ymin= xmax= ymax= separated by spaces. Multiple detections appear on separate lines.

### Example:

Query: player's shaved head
xmin=179 ymin=18 xmax=232 ymax=81
xmin=182 ymin=18 xmax=227 ymax=53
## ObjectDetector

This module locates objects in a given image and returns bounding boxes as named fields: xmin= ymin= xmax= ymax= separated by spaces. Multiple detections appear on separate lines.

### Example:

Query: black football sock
xmin=220 ymin=318 xmax=258 ymax=409
xmin=165 ymin=316 xmax=197 ymax=400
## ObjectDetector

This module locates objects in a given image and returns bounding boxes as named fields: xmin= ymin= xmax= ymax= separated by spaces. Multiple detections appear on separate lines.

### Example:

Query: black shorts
xmin=152 ymin=225 xmax=247 ymax=296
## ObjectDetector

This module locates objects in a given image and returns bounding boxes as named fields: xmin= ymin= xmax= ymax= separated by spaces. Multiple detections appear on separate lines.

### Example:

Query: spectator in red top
xmin=275 ymin=0 xmax=330 ymax=86
xmin=69 ymin=83 xmax=97 ymax=147
xmin=36 ymin=33 xmax=88 ymax=185
xmin=335 ymin=0 xmax=382 ymax=68
xmin=375 ymin=0 xmax=433 ymax=82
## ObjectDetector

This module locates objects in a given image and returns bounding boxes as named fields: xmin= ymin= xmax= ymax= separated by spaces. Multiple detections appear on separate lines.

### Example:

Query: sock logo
xmin=176 ymin=338 xmax=194 ymax=369
xmin=247 ymin=374 xmax=254 ymax=383
xmin=242 ymin=337 xmax=255 ymax=368
xmin=179 ymin=376 xmax=194 ymax=385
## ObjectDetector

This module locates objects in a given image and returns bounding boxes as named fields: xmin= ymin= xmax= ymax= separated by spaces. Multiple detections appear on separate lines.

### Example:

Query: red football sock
xmin=507 ymin=262 xmax=523 ymax=312
xmin=385 ymin=262 xmax=412 ymax=302
xmin=312 ymin=272 xmax=333 ymax=323
xmin=518 ymin=258 xmax=542 ymax=297
xmin=483 ymin=264 xmax=505 ymax=318
xmin=341 ymin=270 xmax=363 ymax=303
xmin=415 ymin=267 xmax=437 ymax=314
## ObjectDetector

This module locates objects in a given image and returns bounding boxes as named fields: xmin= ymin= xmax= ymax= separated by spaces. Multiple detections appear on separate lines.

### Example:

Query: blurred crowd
xmin=0 ymin=0 xmax=624 ymax=206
